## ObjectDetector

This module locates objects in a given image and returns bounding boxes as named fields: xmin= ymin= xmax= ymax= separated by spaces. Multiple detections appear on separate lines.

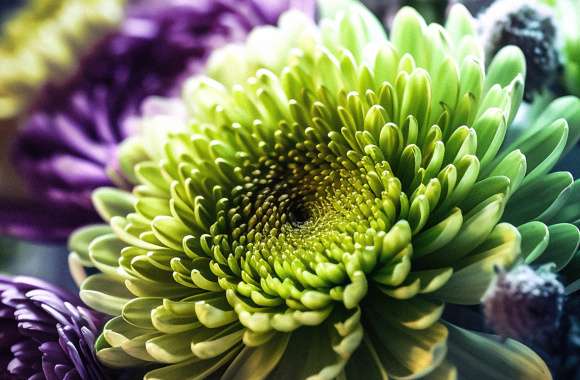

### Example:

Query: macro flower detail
xmin=70 ymin=1 xmax=580 ymax=379
xmin=0 ymin=0 xmax=125 ymax=119
xmin=0 ymin=275 xmax=107 ymax=380
xmin=483 ymin=265 xmax=565 ymax=342
xmin=477 ymin=0 xmax=561 ymax=101
xmin=2 ymin=0 xmax=315 ymax=242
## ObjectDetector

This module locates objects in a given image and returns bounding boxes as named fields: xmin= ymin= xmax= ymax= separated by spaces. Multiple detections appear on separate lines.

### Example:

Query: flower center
xmin=288 ymin=203 xmax=311 ymax=227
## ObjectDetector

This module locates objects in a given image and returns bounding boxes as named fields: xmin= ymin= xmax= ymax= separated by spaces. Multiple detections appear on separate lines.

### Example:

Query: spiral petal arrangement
xmin=0 ymin=0 xmax=125 ymax=119
xmin=0 ymin=275 xmax=107 ymax=380
xmin=70 ymin=1 xmax=580 ymax=379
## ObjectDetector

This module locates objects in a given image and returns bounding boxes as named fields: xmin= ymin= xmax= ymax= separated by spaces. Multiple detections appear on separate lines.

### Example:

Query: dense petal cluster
xmin=0 ymin=0 xmax=125 ymax=119
xmin=0 ymin=276 xmax=107 ymax=380
xmin=3 ymin=0 xmax=314 ymax=242
xmin=70 ymin=1 xmax=580 ymax=379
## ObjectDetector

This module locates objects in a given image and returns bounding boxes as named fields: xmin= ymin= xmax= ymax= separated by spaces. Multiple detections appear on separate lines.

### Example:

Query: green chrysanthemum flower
xmin=70 ymin=1 xmax=580 ymax=379
xmin=0 ymin=0 xmax=125 ymax=118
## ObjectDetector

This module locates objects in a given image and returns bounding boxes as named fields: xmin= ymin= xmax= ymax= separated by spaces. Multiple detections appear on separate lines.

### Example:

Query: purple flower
xmin=482 ymin=265 xmax=565 ymax=343
xmin=0 ymin=275 xmax=107 ymax=380
xmin=1 ymin=0 xmax=315 ymax=242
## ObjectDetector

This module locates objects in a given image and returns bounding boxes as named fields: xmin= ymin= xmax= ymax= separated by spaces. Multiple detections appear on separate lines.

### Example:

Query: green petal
xmin=445 ymin=323 xmax=552 ymax=380
xmin=433 ymin=223 xmax=520 ymax=305
xmin=509 ymin=119 xmax=569 ymax=186
xmin=144 ymin=348 xmax=240 ymax=380
xmin=426 ymin=194 xmax=506 ymax=267
xmin=68 ymin=224 xmax=112 ymax=265
xmin=88 ymin=233 xmax=126 ymax=278
xmin=413 ymin=208 xmax=463 ymax=258
xmin=92 ymin=187 xmax=136 ymax=222
xmin=546 ymin=179 xmax=580 ymax=225
xmin=532 ymin=223 xmax=580 ymax=271
xmin=266 ymin=308 xmax=363 ymax=379
xmin=391 ymin=8 xmax=428 ymax=74
xmin=146 ymin=330 xmax=199 ymax=364
xmin=422 ymin=360 xmax=457 ymax=380
xmin=380 ymin=296 xmax=444 ymax=330
xmin=123 ymin=297 xmax=163 ymax=329
xmin=445 ymin=4 xmax=476 ymax=47
xmin=221 ymin=333 xmax=290 ymax=380
xmin=530 ymin=96 xmax=580 ymax=155
xmin=517 ymin=221 xmax=550 ymax=264
xmin=503 ymin=171 xmax=574 ymax=225
xmin=80 ymin=273 xmax=132 ymax=315
xmin=484 ymin=46 xmax=526 ymax=91
xmin=365 ymin=301 xmax=448 ymax=380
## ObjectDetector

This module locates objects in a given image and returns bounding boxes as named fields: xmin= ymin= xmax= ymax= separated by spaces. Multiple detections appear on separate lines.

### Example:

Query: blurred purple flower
xmin=0 ymin=0 xmax=315 ymax=242
xmin=0 ymin=275 xmax=107 ymax=380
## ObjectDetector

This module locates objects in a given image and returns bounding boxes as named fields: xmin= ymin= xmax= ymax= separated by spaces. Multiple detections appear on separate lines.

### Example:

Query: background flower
xmin=0 ymin=0 xmax=315 ymax=243
xmin=70 ymin=1 xmax=580 ymax=378
xmin=0 ymin=0 xmax=125 ymax=120
xmin=0 ymin=275 xmax=107 ymax=379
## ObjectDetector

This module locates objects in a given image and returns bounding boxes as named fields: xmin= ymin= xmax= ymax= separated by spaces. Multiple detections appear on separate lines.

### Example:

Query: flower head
xmin=477 ymin=0 xmax=561 ymax=101
xmin=483 ymin=265 xmax=565 ymax=342
xmin=0 ymin=0 xmax=125 ymax=119
xmin=71 ymin=1 xmax=580 ymax=378
xmin=3 ymin=0 xmax=315 ymax=242
xmin=0 ymin=275 xmax=107 ymax=379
